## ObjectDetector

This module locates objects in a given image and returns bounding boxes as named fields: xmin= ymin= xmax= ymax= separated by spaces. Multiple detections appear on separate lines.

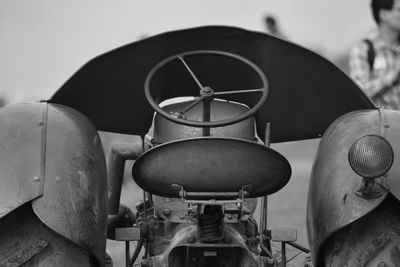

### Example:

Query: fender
xmin=0 ymin=102 xmax=107 ymax=266
xmin=307 ymin=108 xmax=400 ymax=265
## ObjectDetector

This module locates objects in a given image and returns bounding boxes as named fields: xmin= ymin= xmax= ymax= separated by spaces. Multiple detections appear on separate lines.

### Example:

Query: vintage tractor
xmin=103 ymin=50 xmax=301 ymax=267
xmin=2 ymin=25 xmax=398 ymax=267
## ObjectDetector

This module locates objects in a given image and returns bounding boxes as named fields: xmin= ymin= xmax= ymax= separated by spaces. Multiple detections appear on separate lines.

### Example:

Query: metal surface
xmin=153 ymin=100 xmax=256 ymax=144
xmin=0 ymin=102 xmax=108 ymax=265
xmin=107 ymin=204 xmax=136 ymax=240
xmin=202 ymin=100 xmax=211 ymax=136
xmin=0 ymin=204 xmax=94 ymax=266
xmin=376 ymin=109 xmax=400 ymax=202
xmin=307 ymin=109 xmax=388 ymax=265
xmin=260 ymin=122 xmax=271 ymax=251
xmin=270 ymin=228 xmax=297 ymax=242
xmin=30 ymin=103 xmax=108 ymax=266
xmin=49 ymin=25 xmax=375 ymax=143
xmin=115 ymin=227 xmax=141 ymax=241
xmin=132 ymin=137 xmax=291 ymax=199
xmin=107 ymin=142 xmax=143 ymax=215
xmin=321 ymin=195 xmax=400 ymax=266
xmin=0 ymin=102 xmax=46 ymax=218
xmin=146 ymin=225 xmax=259 ymax=266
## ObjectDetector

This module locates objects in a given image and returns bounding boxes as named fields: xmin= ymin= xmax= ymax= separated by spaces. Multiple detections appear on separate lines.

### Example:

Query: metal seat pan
xmin=132 ymin=137 xmax=291 ymax=199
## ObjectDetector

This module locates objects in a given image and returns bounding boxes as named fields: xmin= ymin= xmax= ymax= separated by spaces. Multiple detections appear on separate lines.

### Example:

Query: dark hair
xmin=371 ymin=0 xmax=394 ymax=24
xmin=265 ymin=15 xmax=277 ymax=27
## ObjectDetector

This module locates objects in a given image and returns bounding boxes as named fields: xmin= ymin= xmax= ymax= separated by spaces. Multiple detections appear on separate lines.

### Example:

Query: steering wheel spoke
xmin=178 ymin=56 xmax=204 ymax=90
xmin=213 ymin=88 xmax=265 ymax=96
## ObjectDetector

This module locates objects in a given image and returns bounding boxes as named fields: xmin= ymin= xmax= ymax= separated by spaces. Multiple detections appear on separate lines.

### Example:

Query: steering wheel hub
xmin=200 ymin=86 xmax=214 ymax=97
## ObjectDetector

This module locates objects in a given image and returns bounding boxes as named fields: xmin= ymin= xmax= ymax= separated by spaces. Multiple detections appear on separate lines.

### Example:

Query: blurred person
xmin=264 ymin=15 xmax=288 ymax=39
xmin=0 ymin=97 xmax=7 ymax=108
xmin=349 ymin=0 xmax=400 ymax=110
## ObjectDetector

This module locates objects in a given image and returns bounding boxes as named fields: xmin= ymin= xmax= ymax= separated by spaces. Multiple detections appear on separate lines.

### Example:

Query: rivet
xmin=33 ymin=177 xmax=41 ymax=182
xmin=383 ymin=124 xmax=390 ymax=128
xmin=36 ymin=121 xmax=44 ymax=126
xmin=162 ymin=208 xmax=171 ymax=217
xmin=223 ymin=235 xmax=231 ymax=243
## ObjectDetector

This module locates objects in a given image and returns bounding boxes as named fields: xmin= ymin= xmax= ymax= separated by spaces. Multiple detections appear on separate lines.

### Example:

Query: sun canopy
xmin=49 ymin=25 xmax=375 ymax=143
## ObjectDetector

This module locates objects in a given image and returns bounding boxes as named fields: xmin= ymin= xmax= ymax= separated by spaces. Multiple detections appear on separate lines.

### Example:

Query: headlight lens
xmin=348 ymin=135 xmax=394 ymax=179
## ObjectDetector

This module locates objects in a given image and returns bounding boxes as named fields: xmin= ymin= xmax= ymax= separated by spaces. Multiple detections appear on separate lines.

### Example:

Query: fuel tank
xmin=0 ymin=102 xmax=107 ymax=266
xmin=307 ymin=108 xmax=400 ymax=266
xmin=153 ymin=99 xmax=256 ymax=144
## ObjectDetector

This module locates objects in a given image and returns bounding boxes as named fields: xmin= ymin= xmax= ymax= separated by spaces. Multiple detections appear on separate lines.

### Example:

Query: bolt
xmin=141 ymin=259 xmax=149 ymax=267
xmin=191 ymin=257 xmax=197 ymax=263
xmin=200 ymin=86 xmax=214 ymax=97
xmin=187 ymin=236 xmax=196 ymax=243
xmin=162 ymin=208 xmax=171 ymax=217
xmin=203 ymin=86 xmax=211 ymax=93
xmin=223 ymin=235 xmax=231 ymax=243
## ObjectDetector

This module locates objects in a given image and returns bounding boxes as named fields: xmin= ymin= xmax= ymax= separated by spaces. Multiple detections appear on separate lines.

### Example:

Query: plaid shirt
xmin=349 ymin=29 xmax=400 ymax=110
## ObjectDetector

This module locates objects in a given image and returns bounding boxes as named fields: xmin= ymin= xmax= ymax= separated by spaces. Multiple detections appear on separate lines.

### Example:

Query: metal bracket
xmin=170 ymin=184 xmax=252 ymax=205
xmin=356 ymin=178 xmax=383 ymax=199
xmin=115 ymin=227 xmax=141 ymax=241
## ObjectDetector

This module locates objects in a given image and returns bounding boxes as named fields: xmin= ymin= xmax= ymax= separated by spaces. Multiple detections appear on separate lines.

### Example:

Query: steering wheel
xmin=144 ymin=50 xmax=269 ymax=128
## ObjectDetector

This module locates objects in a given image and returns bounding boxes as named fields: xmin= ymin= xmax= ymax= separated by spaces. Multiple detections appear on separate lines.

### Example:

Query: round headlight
xmin=348 ymin=135 xmax=394 ymax=179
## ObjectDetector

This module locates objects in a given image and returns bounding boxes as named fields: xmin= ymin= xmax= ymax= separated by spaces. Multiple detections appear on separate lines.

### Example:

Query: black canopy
xmin=49 ymin=25 xmax=374 ymax=143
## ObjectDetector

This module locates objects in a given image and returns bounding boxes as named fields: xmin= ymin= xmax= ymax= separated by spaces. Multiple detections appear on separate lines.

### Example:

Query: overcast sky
xmin=0 ymin=0 xmax=373 ymax=102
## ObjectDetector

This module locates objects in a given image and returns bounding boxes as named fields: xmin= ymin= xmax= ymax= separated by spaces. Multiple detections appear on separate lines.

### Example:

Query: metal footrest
xmin=270 ymin=227 xmax=297 ymax=242
xmin=115 ymin=227 xmax=141 ymax=241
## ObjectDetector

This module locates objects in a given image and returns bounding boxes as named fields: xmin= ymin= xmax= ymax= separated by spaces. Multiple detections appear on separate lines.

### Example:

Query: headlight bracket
xmin=355 ymin=177 xmax=383 ymax=199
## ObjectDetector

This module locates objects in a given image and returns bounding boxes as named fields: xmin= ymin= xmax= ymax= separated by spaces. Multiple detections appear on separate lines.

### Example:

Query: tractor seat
xmin=132 ymin=137 xmax=291 ymax=200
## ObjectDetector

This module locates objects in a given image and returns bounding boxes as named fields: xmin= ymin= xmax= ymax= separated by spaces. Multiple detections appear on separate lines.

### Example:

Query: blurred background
xmin=0 ymin=0 xmax=374 ymax=265
xmin=0 ymin=0 xmax=373 ymax=104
